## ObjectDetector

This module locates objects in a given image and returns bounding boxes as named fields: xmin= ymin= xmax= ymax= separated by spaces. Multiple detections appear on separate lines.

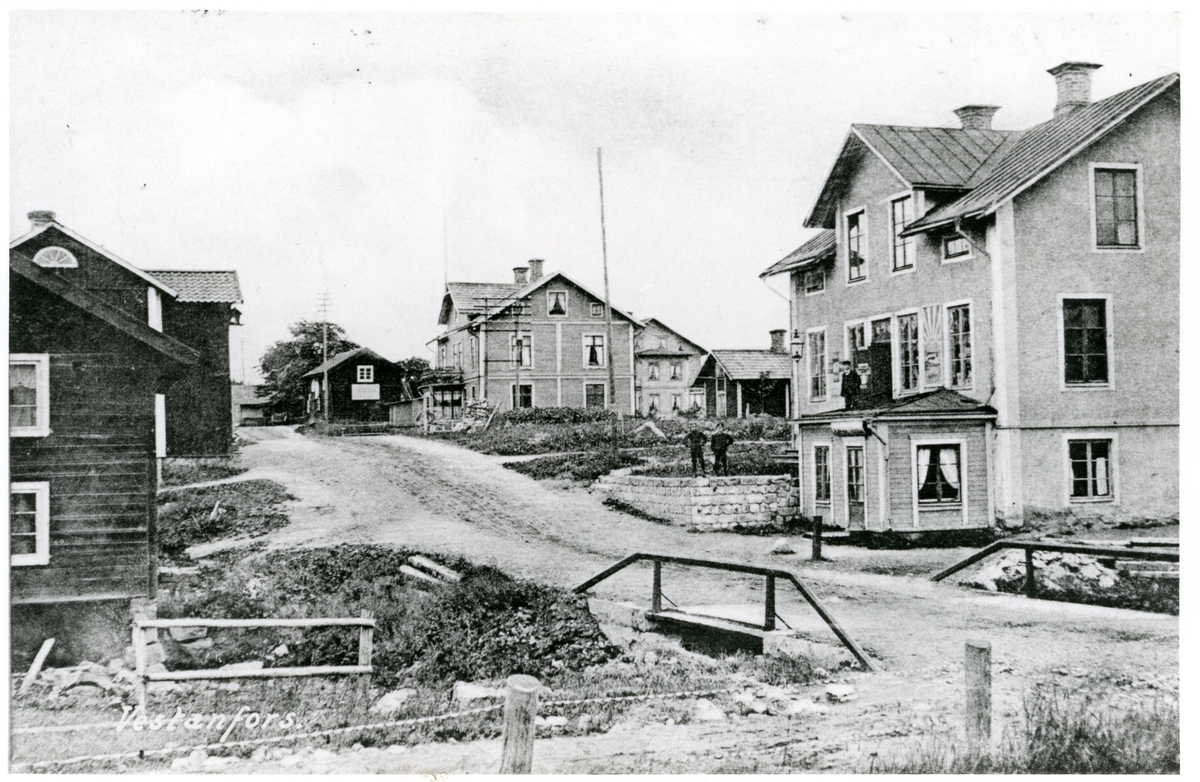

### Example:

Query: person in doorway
xmin=840 ymin=360 xmax=862 ymax=410
xmin=710 ymin=423 xmax=734 ymax=476
xmin=684 ymin=426 xmax=708 ymax=477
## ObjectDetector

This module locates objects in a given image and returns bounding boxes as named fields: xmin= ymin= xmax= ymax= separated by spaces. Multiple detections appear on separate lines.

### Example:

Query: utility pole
xmin=318 ymin=291 xmax=332 ymax=422
xmin=597 ymin=148 xmax=617 ymax=413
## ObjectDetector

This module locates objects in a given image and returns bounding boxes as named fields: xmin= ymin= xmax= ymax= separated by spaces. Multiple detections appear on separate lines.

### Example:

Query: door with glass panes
xmin=845 ymin=441 xmax=866 ymax=530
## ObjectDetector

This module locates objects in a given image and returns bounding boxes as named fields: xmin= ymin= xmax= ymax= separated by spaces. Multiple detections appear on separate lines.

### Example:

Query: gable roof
xmin=10 ymin=251 xmax=199 ymax=366
xmin=440 ymin=282 xmax=522 ymax=324
xmin=905 ymin=73 xmax=1179 ymax=234
xmin=231 ymin=384 xmax=268 ymax=406
xmin=145 ymin=270 xmax=242 ymax=303
xmin=442 ymin=271 xmax=638 ymax=328
xmin=637 ymin=317 xmax=707 ymax=355
xmin=805 ymin=126 xmax=1013 ymax=229
xmin=710 ymin=350 xmax=791 ymax=380
xmin=302 ymin=347 xmax=394 ymax=378
xmin=10 ymin=221 xmax=178 ymax=296
xmin=760 ymin=229 xmax=836 ymax=278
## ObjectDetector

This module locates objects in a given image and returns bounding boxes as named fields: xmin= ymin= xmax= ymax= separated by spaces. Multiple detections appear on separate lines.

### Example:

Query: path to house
xmin=208 ymin=427 xmax=1178 ymax=771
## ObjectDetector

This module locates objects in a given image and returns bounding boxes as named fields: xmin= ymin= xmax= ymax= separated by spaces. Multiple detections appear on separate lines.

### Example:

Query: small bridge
xmin=574 ymin=553 xmax=876 ymax=671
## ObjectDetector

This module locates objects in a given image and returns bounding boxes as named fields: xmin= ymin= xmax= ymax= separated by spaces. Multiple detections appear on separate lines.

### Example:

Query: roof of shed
xmin=907 ymin=72 xmax=1179 ymax=232
xmin=760 ymin=229 xmax=836 ymax=278
xmin=711 ymin=350 xmax=792 ymax=380
xmin=302 ymin=347 xmax=393 ymax=378
xmin=145 ymin=270 xmax=242 ymax=303
xmin=231 ymin=384 xmax=268 ymax=405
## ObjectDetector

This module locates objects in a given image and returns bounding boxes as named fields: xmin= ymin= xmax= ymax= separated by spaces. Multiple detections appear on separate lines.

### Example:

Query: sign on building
xmin=351 ymin=383 xmax=380 ymax=401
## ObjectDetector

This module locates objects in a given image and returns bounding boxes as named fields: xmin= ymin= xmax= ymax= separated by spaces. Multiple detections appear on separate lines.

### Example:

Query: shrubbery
xmin=505 ymin=450 xmax=644 ymax=482
xmin=157 ymin=480 xmax=295 ymax=562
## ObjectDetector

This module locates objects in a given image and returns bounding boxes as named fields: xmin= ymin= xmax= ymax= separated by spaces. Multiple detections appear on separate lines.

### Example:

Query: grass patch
xmin=505 ymin=451 xmax=644 ymax=482
xmin=161 ymin=460 xmax=248 ymax=487
xmin=157 ymin=480 xmax=295 ymax=563
xmin=870 ymin=682 xmax=1179 ymax=773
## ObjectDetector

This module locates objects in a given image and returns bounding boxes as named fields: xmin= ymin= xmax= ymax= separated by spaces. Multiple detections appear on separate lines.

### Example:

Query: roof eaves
xmin=10 ymin=222 xmax=179 ymax=297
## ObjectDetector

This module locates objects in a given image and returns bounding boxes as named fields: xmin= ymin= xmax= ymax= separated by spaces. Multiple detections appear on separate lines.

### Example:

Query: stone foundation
xmin=595 ymin=474 xmax=800 ymax=531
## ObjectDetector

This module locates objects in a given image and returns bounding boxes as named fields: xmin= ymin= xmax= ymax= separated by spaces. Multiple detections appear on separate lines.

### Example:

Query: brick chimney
xmin=769 ymin=329 xmax=786 ymax=353
xmin=28 ymin=210 xmax=56 ymax=228
xmin=1048 ymin=62 xmax=1102 ymax=118
xmin=528 ymin=259 xmax=544 ymax=282
xmin=513 ymin=266 xmax=528 ymax=285
xmin=953 ymin=105 xmax=1000 ymax=130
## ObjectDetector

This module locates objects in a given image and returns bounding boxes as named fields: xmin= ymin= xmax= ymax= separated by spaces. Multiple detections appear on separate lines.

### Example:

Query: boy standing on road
xmin=710 ymin=423 xmax=734 ymax=476
xmin=684 ymin=427 xmax=708 ymax=477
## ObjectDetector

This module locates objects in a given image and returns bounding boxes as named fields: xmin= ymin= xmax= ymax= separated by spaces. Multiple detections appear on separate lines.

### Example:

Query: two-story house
xmin=633 ymin=318 xmax=707 ymax=416
xmin=762 ymin=64 xmax=1178 ymax=532
xmin=430 ymin=259 xmax=638 ymax=415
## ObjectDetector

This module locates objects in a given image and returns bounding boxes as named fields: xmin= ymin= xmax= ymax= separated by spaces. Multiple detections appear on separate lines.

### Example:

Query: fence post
xmin=20 ymin=638 xmax=55 ymax=695
xmin=132 ymin=622 xmax=148 ymax=710
xmin=965 ymin=640 xmax=992 ymax=752
xmin=651 ymin=560 xmax=663 ymax=613
xmin=764 ymin=575 xmax=776 ymax=631
xmin=1024 ymin=548 xmax=1037 ymax=598
xmin=812 ymin=516 xmax=824 ymax=561
xmin=358 ymin=609 xmax=374 ymax=699
xmin=500 ymin=674 xmax=541 ymax=774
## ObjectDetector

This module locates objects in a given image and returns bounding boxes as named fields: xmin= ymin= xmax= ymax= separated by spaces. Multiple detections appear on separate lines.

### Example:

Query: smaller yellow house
xmin=633 ymin=318 xmax=707 ymax=417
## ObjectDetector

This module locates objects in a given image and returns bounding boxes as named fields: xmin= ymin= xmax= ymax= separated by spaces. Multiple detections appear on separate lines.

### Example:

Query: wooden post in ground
xmin=651 ymin=560 xmax=663 ymax=613
xmin=19 ymin=638 xmax=55 ymax=695
xmin=965 ymin=641 xmax=992 ymax=751
xmin=812 ymin=516 xmax=824 ymax=561
xmin=764 ymin=575 xmax=776 ymax=631
xmin=132 ymin=623 xmax=148 ymax=710
xmin=358 ymin=609 xmax=374 ymax=700
xmin=1024 ymin=548 xmax=1037 ymax=598
xmin=500 ymin=674 xmax=541 ymax=774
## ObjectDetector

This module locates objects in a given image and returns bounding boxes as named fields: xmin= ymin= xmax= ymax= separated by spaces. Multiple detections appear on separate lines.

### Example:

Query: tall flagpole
xmin=597 ymin=148 xmax=618 ymax=413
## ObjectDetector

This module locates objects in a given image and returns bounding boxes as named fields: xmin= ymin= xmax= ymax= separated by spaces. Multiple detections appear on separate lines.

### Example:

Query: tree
xmin=394 ymin=356 xmax=431 ymax=394
xmin=258 ymin=320 xmax=359 ymax=418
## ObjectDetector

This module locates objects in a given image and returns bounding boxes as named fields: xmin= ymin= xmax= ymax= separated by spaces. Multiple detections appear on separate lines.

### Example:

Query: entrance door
xmin=845 ymin=445 xmax=865 ymax=530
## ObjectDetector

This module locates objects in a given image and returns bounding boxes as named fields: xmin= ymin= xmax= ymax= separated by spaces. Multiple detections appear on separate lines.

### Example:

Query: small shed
xmin=692 ymin=331 xmax=793 ymax=418
xmin=303 ymin=347 xmax=408 ymax=423
xmin=231 ymin=382 xmax=268 ymax=426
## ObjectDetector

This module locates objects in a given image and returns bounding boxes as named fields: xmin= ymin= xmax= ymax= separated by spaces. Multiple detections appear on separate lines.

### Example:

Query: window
xmin=1093 ymin=167 xmax=1139 ymax=248
xmin=438 ymin=343 xmax=447 ymax=368
xmin=512 ymin=384 xmax=533 ymax=409
xmin=648 ymin=394 xmax=661 ymax=413
xmin=814 ymin=445 xmax=831 ymax=503
xmin=357 ymin=365 xmax=375 ymax=383
xmin=510 ymin=334 xmax=533 ymax=368
xmin=871 ymin=317 xmax=891 ymax=345
xmin=32 ymin=246 xmax=77 ymax=268
xmin=689 ymin=389 xmax=704 ymax=410
xmin=1062 ymin=299 xmax=1108 ymax=385
xmin=891 ymin=196 xmax=914 ymax=271
xmin=804 ymin=268 xmax=825 ymax=295
xmin=548 ymin=290 xmax=568 ymax=316
xmin=917 ymin=445 xmax=961 ymax=504
xmin=671 ymin=394 xmax=682 ymax=411
xmin=670 ymin=362 xmax=683 ymax=381
xmin=1069 ymin=439 xmax=1112 ymax=500
xmin=846 ymin=211 xmax=867 ymax=282
xmin=591 ymin=302 xmax=605 ymax=318
xmin=432 ymin=388 xmax=463 ymax=419
xmin=9 ymin=354 xmax=50 ymax=437
xmin=944 ymin=234 xmax=970 ymax=260
xmin=897 ymin=314 xmax=920 ymax=392
xmin=584 ymin=335 xmax=605 ymax=367
xmin=845 ymin=446 xmax=864 ymax=502
xmin=648 ymin=361 xmax=660 ymax=380
xmin=947 ymin=304 xmax=972 ymax=388
xmin=847 ymin=322 xmax=866 ymax=365
xmin=586 ymin=383 xmax=606 ymax=409
xmin=452 ymin=342 xmax=463 ymax=370
xmin=10 ymin=482 xmax=50 ymax=566
xmin=807 ymin=330 xmax=826 ymax=400
xmin=470 ymin=336 xmax=479 ymax=368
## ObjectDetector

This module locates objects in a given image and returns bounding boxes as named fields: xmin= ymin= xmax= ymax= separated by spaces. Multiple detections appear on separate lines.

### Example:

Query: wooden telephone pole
xmin=597 ymin=148 xmax=618 ymax=412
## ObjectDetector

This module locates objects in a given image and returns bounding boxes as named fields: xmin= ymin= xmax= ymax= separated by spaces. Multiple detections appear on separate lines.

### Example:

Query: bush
xmin=505 ymin=451 xmax=644 ymax=482
xmin=496 ymin=407 xmax=618 ymax=426
xmin=630 ymin=443 xmax=795 ymax=478
xmin=157 ymin=480 xmax=295 ymax=562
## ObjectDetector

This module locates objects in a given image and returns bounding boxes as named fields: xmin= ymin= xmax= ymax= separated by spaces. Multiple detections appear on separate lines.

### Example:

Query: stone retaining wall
xmin=596 ymin=474 xmax=800 ymax=531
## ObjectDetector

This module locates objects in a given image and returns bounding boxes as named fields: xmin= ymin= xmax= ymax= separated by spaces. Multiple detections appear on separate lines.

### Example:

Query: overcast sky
xmin=10 ymin=12 xmax=1180 ymax=383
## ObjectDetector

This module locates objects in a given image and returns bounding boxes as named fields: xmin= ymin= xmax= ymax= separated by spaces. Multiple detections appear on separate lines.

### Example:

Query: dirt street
xmin=207 ymin=427 xmax=1178 ymax=772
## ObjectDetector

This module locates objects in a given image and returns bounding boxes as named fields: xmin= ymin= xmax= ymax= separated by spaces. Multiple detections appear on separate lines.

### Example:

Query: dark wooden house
xmin=303 ymin=347 xmax=409 ymax=423
xmin=9 ymin=245 xmax=197 ymax=652
xmin=144 ymin=270 xmax=243 ymax=456
xmin=691 ymin=331 xmax=793 ymax=418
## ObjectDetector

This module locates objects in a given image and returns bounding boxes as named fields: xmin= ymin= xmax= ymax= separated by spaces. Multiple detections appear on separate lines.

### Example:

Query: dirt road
xmin=207 ymin=427 xmax=1177 ymax=771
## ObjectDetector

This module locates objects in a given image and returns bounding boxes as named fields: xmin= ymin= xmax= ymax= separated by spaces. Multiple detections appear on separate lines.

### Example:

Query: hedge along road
xmin=222 ymin=427 xmax=1177 ymax=688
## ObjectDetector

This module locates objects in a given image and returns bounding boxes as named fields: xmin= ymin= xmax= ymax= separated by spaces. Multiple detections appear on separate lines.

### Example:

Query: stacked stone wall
xmin=597 ymin=475 xmax=800 ymax=531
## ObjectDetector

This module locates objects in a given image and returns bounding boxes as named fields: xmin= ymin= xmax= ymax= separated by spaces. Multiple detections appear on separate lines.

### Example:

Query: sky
xmin=9 ymin=11 xmax=1180 ymax=383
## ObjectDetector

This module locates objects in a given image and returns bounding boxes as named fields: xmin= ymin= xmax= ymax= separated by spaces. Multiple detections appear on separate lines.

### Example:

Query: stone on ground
xmin=372 ymin=687 xmax=417 ymax=714
xmin=768 ymin=537 xmax=796 ymax=555
xmin=452 ymin=681 xmax=503 ymax=702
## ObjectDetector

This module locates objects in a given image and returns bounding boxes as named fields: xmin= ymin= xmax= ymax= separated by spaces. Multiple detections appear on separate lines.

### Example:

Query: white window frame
xmin=943 ymin=299 xmax=974 ymax=390
xmin=843 ymin=320 xmax=867 ymax=367
xmin=1062 ymin=431 xmax=1120 ymax=506
xmin=806 ymin=326 xmax=827 ymax=401
xmin=841 ymin=438 xmax=868 ymax=527
xmin=584 ymin=381 xmax=608 ymax=409
xmin=357 ymin=365 xmax=375 ymax=383
xmin=803 ymin=267 xmax=826 ymax=296
xmin=510 ymin=333 xmax=534 ymax=369
xmin=670 ymin=361 xmax=683 ymax=381
xmin=647 ymin=361 xmax=660 ymax=381
xmin=812 ymin=441 xmax=833 ymax=507
xmin=547 ymin=289 xmax=569 ymax=317
xmin=648 ymin=393 xmax=661 ymax=412
xmin=511 ymin=382 xmax=535 ymax=409
xmin=590 ymin=302 xmax=605 ymax=318
xmin=887 ymin=192 xmax=916 ymax=275
xmin=844 ymin=207 xmax=868 ymax=285
xmin=582 ymin=334 xmax=606 ymax=368
xmin=31 ymin=245 xmax=77 ymax=268
xmin=1089 ymin=163 xmax=1145 ymax=254
xmin=893 ymin=309 xmax=921 ymax=397
xmin=10 ymin=481 xmax=51 ymax=566
xmin=942 ymin=233 xmax=974 ymax=263
xmin=147 ymin=287 xmax=163 ymax=331
xmin=1057 ymin=294 xmax=1114 ymax=391
xmin=9 ymin=353 xmax=51 ymax=438
xmin=910 ymin=437 xmax=969 ymax=528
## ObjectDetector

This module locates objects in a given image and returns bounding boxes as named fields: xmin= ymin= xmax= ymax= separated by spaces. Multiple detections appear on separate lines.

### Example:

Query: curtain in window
xmin=917 ymin=447 xmax=934 ymax=489
xmin=940 ymin=447 xmax=959 ymax=491
xmin=9 ymin=364 xmax=38 ymax=427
